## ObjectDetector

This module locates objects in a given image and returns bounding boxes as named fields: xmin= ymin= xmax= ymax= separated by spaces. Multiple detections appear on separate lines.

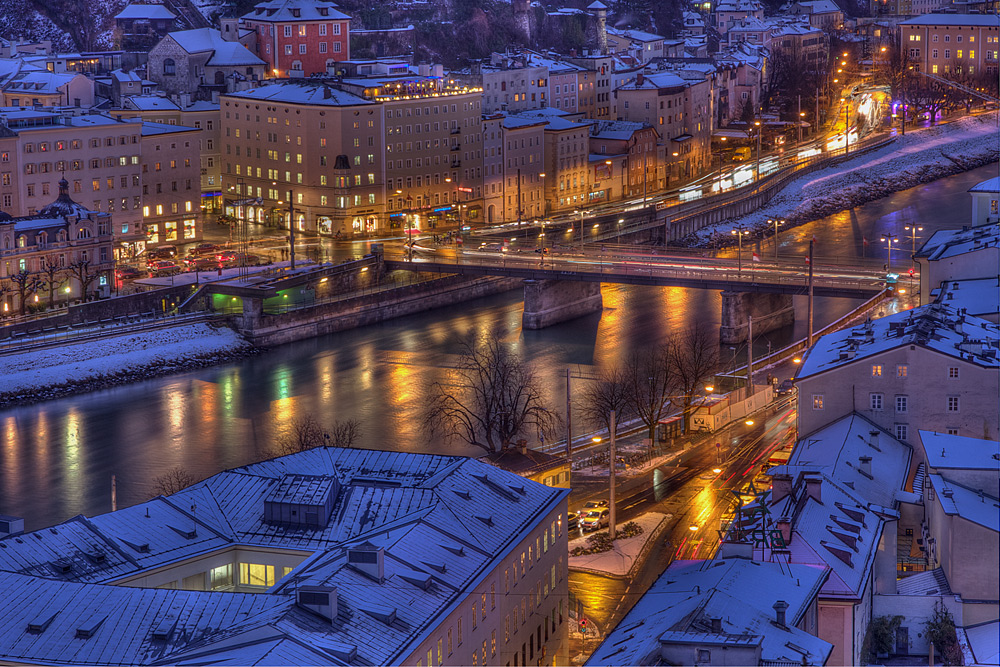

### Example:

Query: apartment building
xmin=606 ymin=27 xmax=668 ymax=64
xmin=0 ymin=109 xmax=144 ymax=258
xmin=565 ymin=54 xmax=614 ymax=118
xmin=240 ymin=0 xmax=352 ymax=76
xmin=496 ymin=115 xmax=545 ymax=224
xmin=0 ymin=70 xmax=95 ymax=108
xmin=900 ymin=14 xmax=1000 ymax=76
xmin=139 ymin=122 xmax=203 ymax=247
xmin=482 ymin=55 xmax=549 ymax=114
xmin=0 ymin=180 xmax=115 ymax=308
xmin=0 ymin=448 xmax=571 ymax=666
xmin=713 ymin=0 xmax=765 ymax=35
xmin=483 ymin=114 xmax=505 ymax=225
xmin=221 ymin=78 xmax=483 ymax=236
xmin=539 ymin=115 xmax=590 ymax=214
xmin=794 ymin=304 xmax=1000 ymax=442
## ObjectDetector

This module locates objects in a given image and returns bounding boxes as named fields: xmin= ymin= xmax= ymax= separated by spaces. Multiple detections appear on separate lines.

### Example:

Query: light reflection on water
xmin=0 ymin=163 xmax=995 ymax=529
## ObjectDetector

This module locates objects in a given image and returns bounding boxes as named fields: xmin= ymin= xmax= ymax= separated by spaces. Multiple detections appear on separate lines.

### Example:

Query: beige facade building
xmin=795 ymin=304 xmax=1000 ymax=443
xmin=900 ymin=14 xmax=1000 ymax=76
xmin=496 ymin=116 xmax=545 ymax=225
xmin=140 ymin=122 xmax=204 ymax=247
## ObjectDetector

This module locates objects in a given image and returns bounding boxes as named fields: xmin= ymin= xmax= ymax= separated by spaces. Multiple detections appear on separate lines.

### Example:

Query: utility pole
xmin=111 ymin=474 xmax=117 ymax=512
xmin=516 ymin=168 xmax=522 ymax=229
xmin=807 ymin=239 xmax=815 ymax=347
xmin=609 ymin=410 xmax=617 ymax=541
xmin=797 ymin=94 xmax=803 ymax=145
xmin=815 ymin=88 xmax=820 ymax=137
xmin=901 ymin=67 xmax=906 ymax=136
xmin=747 ymin=315 xmax=754 ymax=396
xmin=287 ymin=189 xmax=296 ymax=269
xmin=844 ymin=100 xmax=850 ymax=157
xmin=565 ymin=368 xmax=573 ymax=457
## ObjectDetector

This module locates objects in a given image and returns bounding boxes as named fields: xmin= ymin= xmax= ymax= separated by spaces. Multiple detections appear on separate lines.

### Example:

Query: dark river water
xmin=2 ymin=163 xmax=996 ymax=529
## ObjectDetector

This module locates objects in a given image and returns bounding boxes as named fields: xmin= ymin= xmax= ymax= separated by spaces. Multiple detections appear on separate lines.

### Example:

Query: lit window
xmin=812 ymin=395 xmax=824 ymax=410
xmin=872 ymin=364 xmax=882 ymax=377
xmin=897 ymin=365 xmax=908 ymax=378
xmin=238 ymin=562 xmax=275 ymax=587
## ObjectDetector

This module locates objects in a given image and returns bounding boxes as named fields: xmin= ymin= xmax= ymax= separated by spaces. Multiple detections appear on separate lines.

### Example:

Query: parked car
xmin=148 ymin=260 xmax=181 ymax=276
xmin=147 ymin=245 xmax=177 ymax=259
xmin=775 ymin=378 xmax=795 ymax=396
xmin=581 ymin=509 xmax=610 ymax=532
xmin=567 ymin=511 xmax=579 ymax=532
xmin=582 ymin=500 xmax=609 ymax=511
xmin=189 ymin=243 xmax=221 ymax=256
xmin=228 ymin=252 xmax=265 ymax=266
xmin=182 ymin=257 xmax=221 ymax=271
xmin=116 ymin=266 xmax=141 ymax=280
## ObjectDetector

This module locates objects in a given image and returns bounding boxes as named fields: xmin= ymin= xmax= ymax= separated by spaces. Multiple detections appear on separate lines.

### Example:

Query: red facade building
xmin=241 ymin=0 xmax=351 ymax=77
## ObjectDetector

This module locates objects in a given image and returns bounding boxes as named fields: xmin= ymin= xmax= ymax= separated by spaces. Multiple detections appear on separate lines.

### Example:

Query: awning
xmin=671 ymin=134 xmax=693 ymax=142
xmin=712 ymin=129 xmax=750 ymax=139
xmin=226 ymin=197 xmax=264 ymax=206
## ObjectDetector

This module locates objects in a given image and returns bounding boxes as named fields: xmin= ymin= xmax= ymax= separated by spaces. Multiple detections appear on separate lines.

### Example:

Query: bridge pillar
xmin=719 ymin=291 xmax=794 ymax=344
xmin=240 ymin=295 xmax=263 ymax=331
xmin=522 ymin=279 xmax=603 ymax=329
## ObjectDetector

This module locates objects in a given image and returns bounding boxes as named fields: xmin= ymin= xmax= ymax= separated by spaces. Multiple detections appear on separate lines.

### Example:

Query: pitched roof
xmin=587 ymin=558 xmax=831 ymax=666
xmin=900 ymin=13 xmax=1000 ymax=26
xmin=242 ymin=0 xmax=351 ymax=22
xmin=114 ymin=3 xmax=177 ymax=20
xmin=167 ymin=29 xmax=265 ymax=66
xmin=969 ymin=176 xmax=1000 ymax=193
xmin=919 ymin=431 xmax=1000 ymax=471
xmin=796 ymin=304 xmax=1000 ymax=380
xmin=927 ymin=475 xmax=999 ymax=532
xmin=0 ymin=448 xmax=568 ymax=665
xmin=225 ymin=82 xmax=371 ymax=107
xmin=915 ymin=222 xmax=999 ymax=261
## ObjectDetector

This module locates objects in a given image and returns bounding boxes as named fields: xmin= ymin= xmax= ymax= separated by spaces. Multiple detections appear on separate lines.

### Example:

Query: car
xmin=229 ymin=252 xmax=265 ymax=266
xmin=567 ymin=511 xmax=579 ymax=532
xmin=116 ymin=266 xmax=141 ymax=280
xmin=477 ymin=242 xmax=505 ymax=252
xmin=775 ymin=379 xmax=795 ymax=396
xmin=147 ymin=245 xmax=177 ymax=259
xmin=182 ymin=257 xmax=221 ymax=271
xmin=583 ymin=500 xmax=609 ymax=511
xmin=581 ymin=509 xmax=610 ymax=532
xmin=148 ymin=260 xmax=181 ymax=276
xmin=189 ymin=243 xmax=221 ymax=256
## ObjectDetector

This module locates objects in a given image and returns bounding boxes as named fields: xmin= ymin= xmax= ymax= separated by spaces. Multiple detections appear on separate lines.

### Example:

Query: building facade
xmin=899 ymin=14 xmax=1000 ymax=76
xmin=240 ymin=0 xmax=351 ymax=77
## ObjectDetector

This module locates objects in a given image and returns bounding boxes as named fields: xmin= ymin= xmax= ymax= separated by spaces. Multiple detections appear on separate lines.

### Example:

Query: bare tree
xmin=66 ymin=258 xmax=99 ymax=302
xmin=329 ymin=418 xmax=362 ymax=448
xmin=8 ymin=270 xmax=41 ymax=315
xmin=38 ymin=256 xmax=65 ymax=309
xmin=623 ymin=345 xmax=680 ymax=446
xmin=272 ymin=414 xmax=330 ymax=456
xmin=423 ymin=327 xmax=558 ymax=454
xmin=670 ymin=324 xmax=719 ymax=433
xmin=580 ymin=366 xmax=631 ymax=435
xmin=150 ymin=466 xmax=196 ymax=497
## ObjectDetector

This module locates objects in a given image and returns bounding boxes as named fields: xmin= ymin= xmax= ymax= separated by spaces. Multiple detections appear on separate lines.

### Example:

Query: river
xmin=1 ymin=162 xmax=996 ymax=529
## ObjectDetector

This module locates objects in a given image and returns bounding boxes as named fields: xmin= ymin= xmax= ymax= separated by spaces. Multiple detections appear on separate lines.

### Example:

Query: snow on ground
xmin=686 ymin=113 xmax=1000 ymax=247
xmin=567 ymin=512 xmax=667 ymax=577
xmin=0 ymin=322 xmax=250 ymax=405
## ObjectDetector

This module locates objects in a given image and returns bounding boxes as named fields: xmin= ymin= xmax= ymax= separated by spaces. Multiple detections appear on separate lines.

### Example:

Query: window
xmin=319 ymin=23 xmax=327 ymax=35
xmin=948 ymin=367 xmax=959 ymax=379
xmin=895 ymin=395 xmax=908 ymax=413
xmin=284 ymin=25 xmax=292 ymax=37
xmin=897 ymin=365 xmax=908 ymax=378
xmin=947 ymin=396 xmax=960 ymax=412
xmin=870 ymin=393 xmax=883 ymax=411
xmin=895 ymin=424 xmax=908 ymax=441
xmin=299 ymin=44 xmax=307 ymax=54
xmin=697 ymin=649 xmax=711 ymax=663
xmin=946 ymin=427 xmax=959 ymax=435
xmin=871 ymin=364 xmax=882 ymax=377
xmin=163 ymin=58 xmax=176 ymax=76
xmin=333 ymin=23 xmax=341 ymax=34
xmin=238 ymin=563 xmax=275 ymax=587
xmin=210 ymin=564 xmax=233 ymax=589
xmin=472 ymin=603 xmax=477 ymax=629
xmin=812 ymin=394 xmax=824 ymax=410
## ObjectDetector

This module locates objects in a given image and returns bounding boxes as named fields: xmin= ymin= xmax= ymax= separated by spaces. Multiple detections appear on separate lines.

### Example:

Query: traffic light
xmin=579 ymin=618 xmax=588 ymax=634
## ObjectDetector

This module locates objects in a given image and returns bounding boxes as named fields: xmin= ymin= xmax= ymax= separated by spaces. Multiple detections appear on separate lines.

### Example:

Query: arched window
xmin=291 ymin=60 xmax=303 ymax=71
xmin=77 ymin=227 xmax=92 ymax=240
xmin=57 ymin=230 xmax=67 ymax=242
xmin=36 ymin=231 xmax=47 ymax=247
xmin=17 ymin=234 xmax=26 ymax=248
xmin=164 ymin=58 xmax=176 ymax=76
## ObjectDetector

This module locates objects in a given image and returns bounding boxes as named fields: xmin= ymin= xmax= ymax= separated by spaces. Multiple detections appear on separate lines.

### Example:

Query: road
xmin=565 ymin=397 xmax=797 ymax=661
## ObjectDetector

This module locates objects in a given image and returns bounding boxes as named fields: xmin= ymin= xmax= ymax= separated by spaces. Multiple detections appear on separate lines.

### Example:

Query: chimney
xmin=804 ymin=475 xmax=822 ymax=503
xmin=710 ymin=617 xmax=722 ymax=634
xmin=517 ymin=439 xmax=528 ymax=456
xmin=858 ymin=456 xmax=872 ymax=477
xmin=868 ymin=430 xmax=880 ymax=449
xmin=773 ymin=600 xmax=789 ymax=627
xmin=636 ymin=72 xmax=645 ymax=86
xmin=776 ymin=517 xmax=791 ymax=547
xmin=771 ymin=474 xmax=793 ymax=503
xmin=347 ymin=544 xmax=384 ymax=583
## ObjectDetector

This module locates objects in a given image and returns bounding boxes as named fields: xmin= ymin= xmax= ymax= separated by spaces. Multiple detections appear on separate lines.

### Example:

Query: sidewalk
xmin=567 ymin=513 xmax=669 ymax=578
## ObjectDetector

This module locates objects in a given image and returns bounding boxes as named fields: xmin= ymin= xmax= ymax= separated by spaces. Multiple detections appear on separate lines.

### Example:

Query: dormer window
xmin=36 ymin=231 xmax=47 ymax=247
xmin=17 ymin=234 xmax=26 ymax=248
xmin=291 ymin=8 xmax=300 ymax=16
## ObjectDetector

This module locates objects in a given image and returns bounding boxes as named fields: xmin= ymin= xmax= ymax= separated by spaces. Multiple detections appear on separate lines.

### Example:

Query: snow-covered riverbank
xmin=0 ymin=323 xmax=253 ymax=407
xmin=682 ymin=113 xmax=1000 ymax=246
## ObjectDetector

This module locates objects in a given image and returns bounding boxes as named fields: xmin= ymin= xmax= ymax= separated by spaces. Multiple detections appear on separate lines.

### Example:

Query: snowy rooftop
xmin=242 ymin=0 xmax=351 ymax=22
xmin=606 ymin=26 xmax=665 ymax=42
xmin=785 ymin=414 xmax=912 ymax=509
xmin=124 ymin=95 xmax=180 ymax=111
xmin=919 ymin=431 xmax=1000 ymax=471
xmin=965 ymin=621 xmax=1000 ymax=666
xmin=582 ymin=119 xmax=650 ymax=141
xmin=587 ymin=558 xmax=831 ymax=666
xmin=114 ymin=3 xmax=177 ymax=20
xmin=792 ymin=0 xmax=841 ymax=13
xmin=927 ymin=475 xmax=999 ymax=532
xmin=2 ymin=71 xmax=80 ymax=95
xmin=140 ymin=120 xmax=199 ymax=136
xmin=969 ymin=176 xmax=1000 ymax=193
xmin=932 ymin=276 xmax=1000 ymax=320
xmin=0 ymin=448 xmax=568 ymax=665
xmin=796 ymin=304 xmax=1000 ymax=380
xmin=168 ymin=28 xmax=265 ymax=66
xmin=900 ymin=13 xmax=1000 ymax=26
xmin=226 ymin=82 xmax=371 ymax=107
xmin=915 ymin=222 xmax=998 ymax=262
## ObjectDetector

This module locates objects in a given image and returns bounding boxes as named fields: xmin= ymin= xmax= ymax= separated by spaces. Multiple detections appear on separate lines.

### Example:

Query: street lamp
xmin=881 ymin=233 xmax=899 ymax=273
xmin=768 ymin=218 xmax=785 ymax=260
xmin=731 ymin=223 xmax=751 ymax=275
xmin=904 ymin=225 xmax=923 ymax=263
xmin=753 ymin=120 xmax=762 ymax=181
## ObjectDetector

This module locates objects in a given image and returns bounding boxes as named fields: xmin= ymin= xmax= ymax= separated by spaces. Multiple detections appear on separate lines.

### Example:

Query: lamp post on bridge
xmin=731 ymin=223 xmax=751 ymax=276
xmin=768 ymin=218 xmax=785 ymax=260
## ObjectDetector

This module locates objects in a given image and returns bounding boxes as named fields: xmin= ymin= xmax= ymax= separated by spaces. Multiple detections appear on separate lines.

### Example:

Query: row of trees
xmin=423 ymin=325 xmax=718 ymax=455
xmin=0 ymin=259 xmax=102 ymax=316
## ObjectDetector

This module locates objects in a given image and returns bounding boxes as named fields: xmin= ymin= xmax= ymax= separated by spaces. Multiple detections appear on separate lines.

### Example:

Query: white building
xmin=914 ymin=222 xmax=999 ymax=305
xmin=0 ymin=448 xmax=571 ymax=666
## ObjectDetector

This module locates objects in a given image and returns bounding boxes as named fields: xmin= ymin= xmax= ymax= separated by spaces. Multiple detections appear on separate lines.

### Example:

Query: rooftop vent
xmin=263 ymin=474 xmax=339 ymax=528
xmin=122 ymin=539 xmax=150 ymax=553
xmin=27 ymin=610 xmax=59 ymax=634
xmin=0 ymin=515 xmax=24 ymax=539
xmin=150 ymin=616 xmax=176 ymax=641
xmin=773 ymin=600 xmax=789 ymax=627
xmin=347 ymin=543 xmax=384 ymax=583
xmin=167 ymin=525 xmax=197 ymax=540
xmin=399 ymin=567 xmax=434 ymax=590
xmin=453 ymin=490 xmax=472 ymax=500
xmin=442 ymin=543 xmax=465 ymax=557
xmin=75 ymin=615 xmax=106 ymax=639
xmin=360 ymin=602 xmax=397 ymax=626
xmin=50 ymin=558 xmax=73 ymax=575
xmin=297 ymin=585 xmax=338 ymax=623
xmin=475 ymin=514 xmax=495 ymax=527
xmin=84 ymin=549 xmax=106 ymax=564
